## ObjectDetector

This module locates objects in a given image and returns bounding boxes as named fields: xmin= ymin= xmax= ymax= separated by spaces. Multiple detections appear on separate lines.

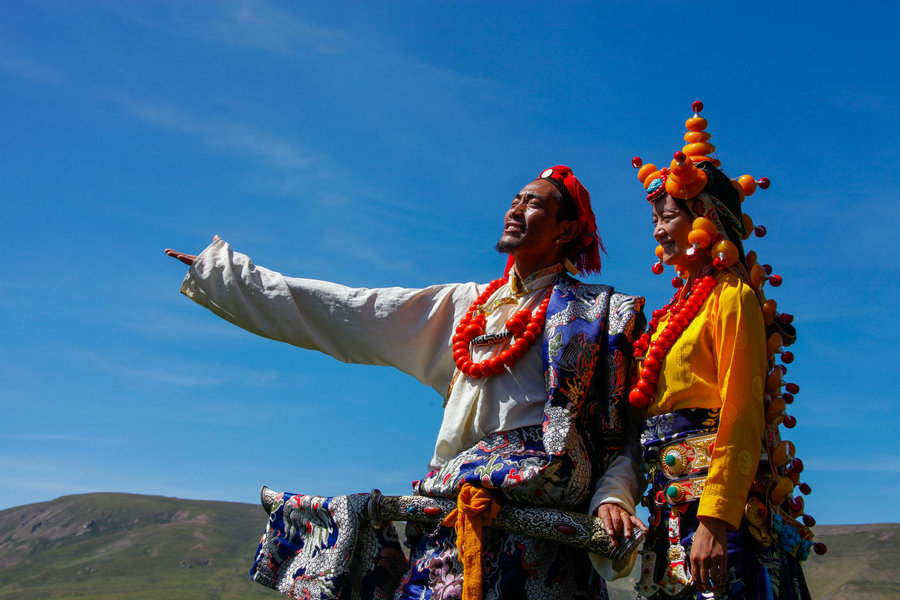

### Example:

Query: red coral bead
xmin=758 ymin=177 xmax=770 ymax=189
xmin=652 ymin=262 xmax=664 ymax=275
xmin=464 ymin=324 xmax=483 ymax=340
xmin=640 ymin=367 xmax=658 ymax=384
xmin=505 ymin=317 xmax=524 ymax=335
xmin=781 ymin=351 xmax=794 ymax=364
xmin=672 ymin=277 xmax=684 ymax=288
xmin=754 ymin=226 xmax=767 ymax=238
xmin=782 ymin=414 xmax=797 ymax=428
xmin=789 ymin=458 xmax=804 ymax=473
xmin=814 ymin=543 xmax=827 ymax=555
xmin=785 ymin=382 xmax=800 ymax=394
xmin=636 ymin=378 xmax=655 ymax=396
xmin=780 ymin=313 xmax=794 ymax=324
xmin=632 ymin=156 xmax=643 ymax=168
xmin=802 ymin=514 xmax=816 ymax=527
xmin=629 ymin=388 xmax=651 ymax=408
xmin=692 ymin=100 xmax=704 ymax=113
xmin=769 ymin=274 xmax=783 ymax=287
xmin=799 ymin=482 xmax=812 ymax=495
xmin=674 ymin=150 xmax=687 ymax=163
xmin=782 ymin=392 xmax=794 ymax=404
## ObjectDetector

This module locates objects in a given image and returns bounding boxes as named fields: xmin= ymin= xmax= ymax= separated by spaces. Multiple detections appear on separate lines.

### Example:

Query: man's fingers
xmin=164 ymin=249 xmax=197 ymax=266
xmin=621 ymin=515 xmax=632 ymax=539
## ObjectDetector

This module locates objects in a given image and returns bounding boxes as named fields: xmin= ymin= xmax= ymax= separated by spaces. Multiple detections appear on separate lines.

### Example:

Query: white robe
xmin=181 ymin=238 xmax=641 ymax=576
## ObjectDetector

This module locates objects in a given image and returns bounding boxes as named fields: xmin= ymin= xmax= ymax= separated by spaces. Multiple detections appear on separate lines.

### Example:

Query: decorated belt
xmin=656 ymin=433 xmax=717 ymax=480
xmin=657 ymin=474 xmax=707 ymax=505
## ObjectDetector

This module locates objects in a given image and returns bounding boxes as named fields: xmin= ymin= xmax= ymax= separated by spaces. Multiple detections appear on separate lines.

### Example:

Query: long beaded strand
xmin=629 ymin=274 xmax=718 ymax=408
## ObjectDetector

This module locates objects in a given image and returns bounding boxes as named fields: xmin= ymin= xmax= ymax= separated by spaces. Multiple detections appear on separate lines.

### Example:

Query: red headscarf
xmin=537 ymin=165 xmax=604 ymax=275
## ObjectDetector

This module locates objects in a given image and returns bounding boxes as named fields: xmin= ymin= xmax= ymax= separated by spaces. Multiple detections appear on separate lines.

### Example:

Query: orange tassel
xmin=441 ymin=483 xmax=502 ymax=600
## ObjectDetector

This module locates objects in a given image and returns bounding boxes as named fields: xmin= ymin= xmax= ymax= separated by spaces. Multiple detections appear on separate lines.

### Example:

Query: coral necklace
xmin=628 ymin=274 xmax=718 ymax=408
xmin=452 ymin=277 xmax=552 ymax=379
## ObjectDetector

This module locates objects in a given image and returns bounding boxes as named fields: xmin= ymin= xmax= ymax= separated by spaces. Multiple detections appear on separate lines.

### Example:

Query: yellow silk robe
xmin=648 ymin=271 xmax=767 ymax=528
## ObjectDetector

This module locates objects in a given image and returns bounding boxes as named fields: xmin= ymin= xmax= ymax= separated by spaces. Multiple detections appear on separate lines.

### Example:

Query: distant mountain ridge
xmin=0 ymin=493 xmax=895 ymax=599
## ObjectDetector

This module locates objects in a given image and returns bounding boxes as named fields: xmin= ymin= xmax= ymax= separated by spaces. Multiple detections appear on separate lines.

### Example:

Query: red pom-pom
xmin=692 ymin=100 xmax=704 ymax=113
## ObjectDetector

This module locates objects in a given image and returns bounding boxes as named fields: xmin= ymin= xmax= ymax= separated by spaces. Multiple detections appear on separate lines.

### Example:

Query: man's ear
xmin=558 ymin=220 xmax=581 ymax=245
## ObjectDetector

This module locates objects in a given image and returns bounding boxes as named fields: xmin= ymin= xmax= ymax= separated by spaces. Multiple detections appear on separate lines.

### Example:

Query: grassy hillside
xmin=0 ymin=492 xmax=272 ymax=600
xmin=0 ymin=493 xmax=895 ymax=599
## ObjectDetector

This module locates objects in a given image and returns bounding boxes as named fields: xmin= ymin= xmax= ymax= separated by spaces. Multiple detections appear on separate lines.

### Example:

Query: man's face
xmin=496 ymin=179 xmax=572 ymax=263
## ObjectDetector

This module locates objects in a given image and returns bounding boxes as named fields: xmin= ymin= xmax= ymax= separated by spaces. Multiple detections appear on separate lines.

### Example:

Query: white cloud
xmin=111 ymin=0 xmax=349 ymax=55
xmin=115 ymin=97 xmax=311 ymax=171
xmin=0 ymin=51 xmax=63 ymax=87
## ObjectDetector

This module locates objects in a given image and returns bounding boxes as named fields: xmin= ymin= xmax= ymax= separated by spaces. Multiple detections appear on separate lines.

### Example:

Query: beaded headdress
xmin=630 ymin=101 xmax=824 ymax=557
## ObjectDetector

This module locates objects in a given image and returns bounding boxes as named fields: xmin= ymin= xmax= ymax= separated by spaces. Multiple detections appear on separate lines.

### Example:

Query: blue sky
xmin=1 ymin=1 xmax=897 ymax=526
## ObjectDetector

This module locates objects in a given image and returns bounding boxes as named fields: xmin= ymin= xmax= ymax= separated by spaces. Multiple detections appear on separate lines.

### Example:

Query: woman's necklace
xmin=628 ymin=274 xmax=718 ymax=408
xmin=452 ymin=277 xmax=552 ymax=379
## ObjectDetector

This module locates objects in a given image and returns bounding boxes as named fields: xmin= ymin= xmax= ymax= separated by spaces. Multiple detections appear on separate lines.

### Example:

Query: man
xmin=166 ymin=165 xmax=645 ymax=600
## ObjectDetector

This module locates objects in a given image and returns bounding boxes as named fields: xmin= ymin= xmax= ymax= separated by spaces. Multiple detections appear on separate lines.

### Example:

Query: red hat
xmin=537 ymin=165 xmax=604 ymax=275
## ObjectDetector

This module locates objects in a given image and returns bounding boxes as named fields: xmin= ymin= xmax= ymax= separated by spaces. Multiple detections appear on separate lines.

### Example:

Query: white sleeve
xmin=180 ymin=238 xmax=477 ymax=397
xmin=587 ymin=445 xmax=644 ymax=580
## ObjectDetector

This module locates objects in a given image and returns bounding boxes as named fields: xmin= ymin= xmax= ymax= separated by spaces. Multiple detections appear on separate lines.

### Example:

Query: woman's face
xmin=652 ymin=194 xmax=693 ymax=266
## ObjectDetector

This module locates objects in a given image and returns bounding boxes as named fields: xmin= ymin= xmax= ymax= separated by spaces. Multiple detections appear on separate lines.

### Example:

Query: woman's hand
xmin=164 ymin=235 xmax=220 ymax=266
xmin=690 ymin=516 xmax=728 ymax=593
xmin=596 ymin=502 xmax=647 ymax=547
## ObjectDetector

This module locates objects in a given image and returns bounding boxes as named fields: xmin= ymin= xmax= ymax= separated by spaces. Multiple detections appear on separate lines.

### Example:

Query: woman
xmin=627 ymin=102 xmax=819 ymax=599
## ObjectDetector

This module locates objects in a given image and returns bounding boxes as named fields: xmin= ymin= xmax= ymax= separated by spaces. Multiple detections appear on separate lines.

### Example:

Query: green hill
xmin=0 ymin=492 xmax=271 ymax=599
xmin=0 ymin=493 xmax=895 ymax=599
